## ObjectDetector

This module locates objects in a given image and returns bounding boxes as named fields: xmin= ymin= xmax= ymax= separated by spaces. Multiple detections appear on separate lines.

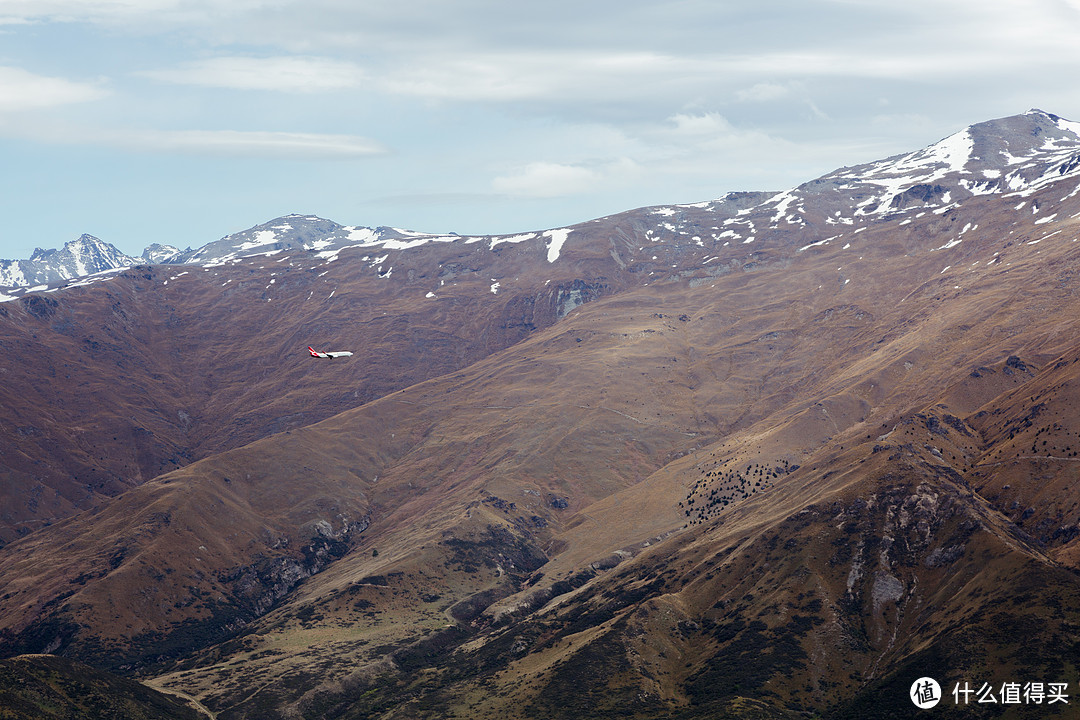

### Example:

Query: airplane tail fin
xmin=308 ymin=346 xmax=318 ymax=357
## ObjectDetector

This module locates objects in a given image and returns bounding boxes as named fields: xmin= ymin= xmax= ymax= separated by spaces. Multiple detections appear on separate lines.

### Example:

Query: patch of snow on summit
xmin=345 ymin=227 xmax=379 ymax=244
xmin=843 ymin=128 xmax=974 ymax=217
xmin=237 ymin=230 xmax=280 ymax=251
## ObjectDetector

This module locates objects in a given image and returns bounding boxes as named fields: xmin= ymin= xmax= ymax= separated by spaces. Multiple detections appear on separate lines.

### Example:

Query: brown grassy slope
xmin=322 ymin=354 xmax=1080 ymax=720
xmin=0 ymin=231 xmax=630 ymax=544
xmin=4 ymin=179 xmax=1080 ymax=716
xmin=470 ymin=470 xmax=1075 ymax=720
xmin=495 ymin=194 xmax=1080 ymax=608
xmin=132 ymin=195 xmax=1080 ymax=715
xmin=960 ymin=357 xmax=1080 ymax=536
xmin=0 ymin=414 xmax=402 ymax=668
xmin=0 ymin=192 xmax=783 ymax=547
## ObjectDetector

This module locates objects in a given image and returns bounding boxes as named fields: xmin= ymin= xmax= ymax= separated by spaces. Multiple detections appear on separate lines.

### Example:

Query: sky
xmin=3 ymin=0 xmax=1080 ymax=260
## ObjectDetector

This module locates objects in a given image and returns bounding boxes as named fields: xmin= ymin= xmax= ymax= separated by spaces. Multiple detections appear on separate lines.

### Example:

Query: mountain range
xmin=0 ymin=216 xmax=451 ymax=296
xmin=3 ymin=109 xmax=1080 ymax=719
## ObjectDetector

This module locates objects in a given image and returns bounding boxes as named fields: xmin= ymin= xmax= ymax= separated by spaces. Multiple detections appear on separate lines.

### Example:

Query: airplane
xmin=308 ymin=346 xmax=354 ymax=359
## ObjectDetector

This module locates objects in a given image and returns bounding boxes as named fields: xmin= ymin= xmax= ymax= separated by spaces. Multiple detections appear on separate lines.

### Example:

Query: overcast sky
xmin=2 ymin=0 xmax=1080 ymax=259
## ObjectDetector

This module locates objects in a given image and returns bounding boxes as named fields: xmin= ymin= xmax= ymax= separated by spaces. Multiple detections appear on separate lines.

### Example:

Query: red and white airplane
xmin=308 ymin=346 xmax=354 ymax=359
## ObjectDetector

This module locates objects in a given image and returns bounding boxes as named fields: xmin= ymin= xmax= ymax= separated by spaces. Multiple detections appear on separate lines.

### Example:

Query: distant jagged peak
xmin=24 ymin=235 xmax=109 ymax=263
xmin=69 ymin=232 xmax=106 ymax=246
xmin=57 ymin=234 xmax=139 ymax=277
xmin=0 ymin=233 xmax=139 ymax=292
xmin=64 ymin=233 xmax=132 ymax=260
xmin=27 ymin=246 xmax=54 ymax=262
xmin=142 ymin=243 xmax=186 ymax=264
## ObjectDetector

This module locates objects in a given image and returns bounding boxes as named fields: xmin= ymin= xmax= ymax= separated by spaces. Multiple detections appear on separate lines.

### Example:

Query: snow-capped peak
xmin=1 ymin=234 xmax=140 ymax=290
xmin=142 ymin=243 xmax=187 ymax=264
xmin=740 ymin=110 xmax=1080 ymax=232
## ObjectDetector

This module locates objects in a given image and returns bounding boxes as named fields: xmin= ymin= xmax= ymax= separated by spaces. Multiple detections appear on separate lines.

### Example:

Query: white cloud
xmin=0 ymin=66 xmax=107 ymax=112
xmin=0 ymin=0 xmax=283 ymax=25
xmin=117 ymin=128 xmax=385 ymax=157
xmin=871 ymin=113 xmax=934 ymax=131
xmin=493 ymin=162 xmax=598 ymax=197
xmin=365 ymin=45 xmax=1051 ymax=108
xmin=139 ymin=55 xmax=366 ymax=92
xmin=375 ymin=49 xmax=956 ymax=105
xmin=736 ymin=82 xmax=791 ymax=103
xmin=493 ymin=158 xmax=640 ymax=198
xmin=2 ymin=120 xmax=385 ymax=158
xmin=658 ymin=113 xmax=790 ymax=156
xmin=377 ymin=51 xmax=708 ymax=103
xmin=130 ymin=49 xmax=716 ymax=105
xmin=667 ymin=112 xmax=737 ymax=137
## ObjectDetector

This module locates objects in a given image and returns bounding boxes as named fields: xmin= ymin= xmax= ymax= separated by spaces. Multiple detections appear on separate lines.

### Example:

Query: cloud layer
xmin=139 ymin=56 xmax=367 ymax=92
xmin=0 ymin=66 xmax=107 ymax=111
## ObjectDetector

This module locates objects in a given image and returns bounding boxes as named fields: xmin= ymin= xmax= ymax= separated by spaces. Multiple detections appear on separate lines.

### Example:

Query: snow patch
xmin=798 ymin=235 xmax=841 ymax=252
xmin=344 ymin=226 xmax=380 ymax=244
xmin=237 ymin=230 xmax=279 ymax=251
xmin=934 ymin=238 xmax=962 ymax=251
xmin=544 ymin=228 xmax=572 ymax=263
xmin=490 ymin=232 xmax=536 ymax=249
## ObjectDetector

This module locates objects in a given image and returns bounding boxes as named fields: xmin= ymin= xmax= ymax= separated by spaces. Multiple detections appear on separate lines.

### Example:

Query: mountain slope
xmin=4 ymin=111 xmax=1080 ymax=718
xmin=0 ymin=217 xmax=638 ymax=543
xmin=0 ymin=654 xmax=203 ymax=720
xmin=404 ymin=351 xmax=1080 ymax=720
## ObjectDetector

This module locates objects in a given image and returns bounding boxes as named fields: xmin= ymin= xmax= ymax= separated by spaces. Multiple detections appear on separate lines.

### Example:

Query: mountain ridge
xmin=3 ymin=109 xmax=1079 ymax=297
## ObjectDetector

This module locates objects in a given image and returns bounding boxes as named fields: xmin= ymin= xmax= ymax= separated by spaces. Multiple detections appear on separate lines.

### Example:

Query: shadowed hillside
xmin=0 ymin=654 xmax=204 ymax=719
